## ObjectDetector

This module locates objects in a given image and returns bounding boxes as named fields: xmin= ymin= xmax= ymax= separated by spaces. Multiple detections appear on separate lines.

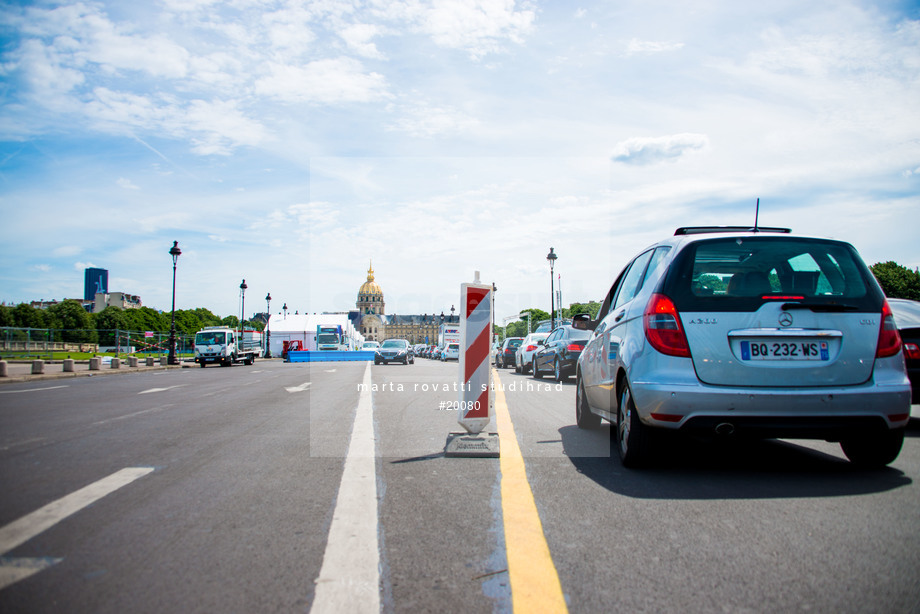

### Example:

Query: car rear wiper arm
xmin=781 ymin=302 xmax=861 ymax=312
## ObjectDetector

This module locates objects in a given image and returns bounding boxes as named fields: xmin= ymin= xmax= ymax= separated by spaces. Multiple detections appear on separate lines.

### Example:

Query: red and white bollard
xmin=446 ymin=271 xmax=500 ymax=457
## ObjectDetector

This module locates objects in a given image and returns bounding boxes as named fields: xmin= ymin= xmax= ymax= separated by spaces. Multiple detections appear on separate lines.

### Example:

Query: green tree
xmin=0 ymin=304 xmax=13 ymax=327
xmin=12 ymin=303 xmax=49 ymax=328
xmin=871 ymin=261 xmax=920 ymax=300
xmin=221 ymin=315 xmax=240 ymax=329
xmin=47 ymin=300 xmax=97 ymax=343
xmin=94 ymin=306 xmax=129 ymax=346
xmin=564 ymin=301 xmax=602 ymax=318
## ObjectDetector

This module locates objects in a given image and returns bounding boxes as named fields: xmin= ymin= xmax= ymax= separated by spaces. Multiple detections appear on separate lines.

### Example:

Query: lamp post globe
xmin=167 ymin=241 xmax=181 ymax=365
xmin=265 ymin=293 xmax=272 ymax=358
xmin=546 ymin=247 xmax=557 ymax=329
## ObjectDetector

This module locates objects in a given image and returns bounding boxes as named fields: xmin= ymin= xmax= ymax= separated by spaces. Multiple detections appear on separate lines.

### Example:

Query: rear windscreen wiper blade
xmin=781 ymin=302 xmax=861 ymax=312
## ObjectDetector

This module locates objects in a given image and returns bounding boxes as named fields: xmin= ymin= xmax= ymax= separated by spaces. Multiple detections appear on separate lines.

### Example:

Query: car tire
xmin=554 ymin=358 xmax=566 ymax=382
xmin=575 ymin=374 xmax=601 ymax=429
xmin=522 ymin=360 xmax=530 ymax=375
xmin=532 ymin=357 xmax=542 ymax=379
xmin=199 ymin=362 xmax=206 ymax=368
xmin=515 ymin=361 xmax=521 ymax=374
xmin=840 ymin=428 xmax=905 ymax=467
xmin=614 ymin=382 xmax=653 ymax=468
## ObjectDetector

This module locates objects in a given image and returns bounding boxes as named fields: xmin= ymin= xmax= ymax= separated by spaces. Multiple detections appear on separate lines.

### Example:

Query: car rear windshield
xmin=507 ymin=339 xmax=522 ymax=348
xmin=664 ymin=237 xmax=883 ymax=312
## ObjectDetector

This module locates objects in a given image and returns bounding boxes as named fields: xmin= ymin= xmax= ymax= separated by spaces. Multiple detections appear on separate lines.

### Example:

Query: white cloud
xmin=387 ymin=100 xmax=480 ymax=137
xmin=624 ymin=38 xmax=684 ymax=56
xmin=117 ymin=177 xmax=139 ymax=190
xmin=611 ymin=133 xmax=710 ymax=165
xmin=255 ymin=58 xmax=390 ymax=104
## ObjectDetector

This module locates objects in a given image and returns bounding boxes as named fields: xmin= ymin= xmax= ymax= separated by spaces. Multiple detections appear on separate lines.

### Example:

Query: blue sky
xmin=1 ymin=0 xmax=918 ymax=322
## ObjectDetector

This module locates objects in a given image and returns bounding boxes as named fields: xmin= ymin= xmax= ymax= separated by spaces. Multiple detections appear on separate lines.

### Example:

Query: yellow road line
xmin=494 ymin=370 xmax=569 ymax=613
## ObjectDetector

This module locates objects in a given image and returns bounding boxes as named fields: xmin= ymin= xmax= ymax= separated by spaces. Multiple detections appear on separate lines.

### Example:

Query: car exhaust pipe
xmin=715 ymin=422 xmax=735 ymax=436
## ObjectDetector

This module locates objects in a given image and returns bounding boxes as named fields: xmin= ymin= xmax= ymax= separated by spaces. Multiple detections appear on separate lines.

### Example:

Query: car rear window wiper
xmin=781 ymin=302 xmax=862 ymax=312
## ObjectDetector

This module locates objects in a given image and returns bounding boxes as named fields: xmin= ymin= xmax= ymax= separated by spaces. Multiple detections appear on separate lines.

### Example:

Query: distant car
xmin=889 ymin=298 xmax=920 ymax=404
xmin=531 ymin=326 xmax=590 ymax=381
xmin=514 ymin=332 xmax=549 ymax=374
xmin=574 ymin=226 xmax=911 ymax=468
xmin=441 ymin=343 xmax=460 ymax=361
xmin=430 ymin=347 xmax=442 ymax=360
xmin=375 ymin=339 xmax=413 ymax=365
xmin=362 ymin=341 xmax=380 ymax=351
xmin=495 ymin=337 xmax=524 ymax=368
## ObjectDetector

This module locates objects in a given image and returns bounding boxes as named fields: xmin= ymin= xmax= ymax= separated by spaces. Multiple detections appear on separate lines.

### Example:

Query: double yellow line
xmin=493 ymin=370 xmax=569 ymax=613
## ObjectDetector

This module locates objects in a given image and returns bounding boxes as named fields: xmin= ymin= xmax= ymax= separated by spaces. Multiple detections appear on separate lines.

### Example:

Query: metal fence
xmin=0 ymin=327 xmax=193 ymax=360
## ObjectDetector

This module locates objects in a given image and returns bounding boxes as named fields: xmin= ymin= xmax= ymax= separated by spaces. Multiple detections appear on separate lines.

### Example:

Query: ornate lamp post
xmin=265 ymin=292 xmax=272 ymax=358
xmin=239 ymin=279 xmax=248 ymax=337
xmin=167 ymin=241 xmax=181 ymax=365
xmin=546 ymin=247 xmax=557 ymax=329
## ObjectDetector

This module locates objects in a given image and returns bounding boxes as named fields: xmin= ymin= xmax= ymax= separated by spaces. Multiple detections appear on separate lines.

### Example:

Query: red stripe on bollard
xmin=466 ymin=287 xmax=490 ymax=318
xmin=464 ymin=325 xmax=491 ymax=383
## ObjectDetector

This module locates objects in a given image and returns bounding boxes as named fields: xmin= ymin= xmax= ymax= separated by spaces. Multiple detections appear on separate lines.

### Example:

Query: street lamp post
xmin=239 ymin=279 xmax=248 ymax=338
xmin=167 ymin=241 xmax=181 ymax=365
xmin=283 ymin=303 xmax=288 ymax=319
xmin=265 ymin=292 xmax=272 ymax=358
xmin=546 ymin=247 xmax=557 ymax=329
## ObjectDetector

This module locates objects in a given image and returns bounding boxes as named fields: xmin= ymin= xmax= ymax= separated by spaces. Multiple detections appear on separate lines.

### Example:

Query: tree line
xmin=0 ymin=301 xmax=264 ymax=344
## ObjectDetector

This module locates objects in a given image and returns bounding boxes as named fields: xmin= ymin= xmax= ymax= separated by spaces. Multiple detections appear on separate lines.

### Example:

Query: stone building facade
xmin=356 ymin=263 xmax=458 ymax=344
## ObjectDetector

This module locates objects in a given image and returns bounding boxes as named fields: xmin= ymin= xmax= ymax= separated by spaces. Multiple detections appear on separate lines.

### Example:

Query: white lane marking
xmin=285 ymin=382 xmax=312 ymax=393
xmin=0 ymin=557 xmax=62 ymax=590
xmin=138 ymin=385 xmax=186 ymax=395
xmin=0 ymin=467 xmax=154 ymax=589
xmin=0 ymin=437 xmax=48 ymax=451
xmin=310 ymin=363 xmax=379 ymax=614
xmin=324 ymin=369 xmax=336 ymax=373
xmin=92 ymin=405 xmax=174 ymax=426
xmin=0 ymin=386 xmax=69 ymax=395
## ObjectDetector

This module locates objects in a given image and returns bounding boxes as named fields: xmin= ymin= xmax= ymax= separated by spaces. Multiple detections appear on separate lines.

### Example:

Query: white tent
xmin=264 ymin=313 xmax=364 ymax=355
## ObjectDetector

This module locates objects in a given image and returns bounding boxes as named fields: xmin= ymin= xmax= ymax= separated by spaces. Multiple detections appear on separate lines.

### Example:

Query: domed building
xmin=356 ymin=262 xmax=458 ymax=343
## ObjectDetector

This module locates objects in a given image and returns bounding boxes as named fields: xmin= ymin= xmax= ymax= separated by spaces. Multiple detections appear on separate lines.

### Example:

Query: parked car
xmin=531 ymin=326 xmax=590 ymax=381
xmin=441 ymin=343 xmax=460 ymax=361
xmin=430 ymin=347 xmax=442 ymax=360
xmin=374 ymin=339 xmax=414 ymax=365
xmin=889 ymin=298 xmax=920 ymax=404
xmin=495 ymin=337 xmax=524 ymax=368
xmin=515 ymin=332 xmax=549 ymax=374
xmin=574 ymin=226 xmax=911 ymax=468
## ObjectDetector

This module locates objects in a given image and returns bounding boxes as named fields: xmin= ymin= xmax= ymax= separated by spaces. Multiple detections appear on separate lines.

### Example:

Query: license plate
xmin=739 ymin=340 xmax=830 ymax=361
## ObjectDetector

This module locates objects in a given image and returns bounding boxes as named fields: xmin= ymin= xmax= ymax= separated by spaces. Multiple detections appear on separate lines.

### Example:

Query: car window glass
xmin=640 ymin=246 xmax=671 ymax=289
xmin=614 ymin=249 xmax=655 ymax=311
xmin=674 ymin=237 xmax=877 ymax=312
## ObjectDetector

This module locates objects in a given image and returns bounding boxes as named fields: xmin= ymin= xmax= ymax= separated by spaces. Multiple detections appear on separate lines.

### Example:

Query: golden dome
xmin=358 ymin=261 xmax=383 ymax=297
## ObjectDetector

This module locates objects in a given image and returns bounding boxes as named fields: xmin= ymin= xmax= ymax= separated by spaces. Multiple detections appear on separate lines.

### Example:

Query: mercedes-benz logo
xmin=778 ymin=312 xmax=794 ymax=327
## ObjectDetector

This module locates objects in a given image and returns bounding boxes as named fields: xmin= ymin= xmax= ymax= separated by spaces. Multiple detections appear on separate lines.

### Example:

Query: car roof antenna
xmin=753 ymin=197 xmax=760 ymax=232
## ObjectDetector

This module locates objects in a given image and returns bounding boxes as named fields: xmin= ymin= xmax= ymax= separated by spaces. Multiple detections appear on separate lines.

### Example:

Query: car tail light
xmin=525 ymin=345 xmax=537 ymax=352
xmin=566 ymin=344 xmax=583 ymax=351
xmin=644 ymin=293 xmax=691 ymax=358
xmin=904 ymin=343 xmax=920 ymax=360
xmin=876 ymin=300 xmax=903 ymax=358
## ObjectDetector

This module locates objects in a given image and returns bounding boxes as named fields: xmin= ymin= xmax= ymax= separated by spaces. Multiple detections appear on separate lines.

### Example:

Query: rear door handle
xmin=614 ymin=310 xmax=626 ymax=322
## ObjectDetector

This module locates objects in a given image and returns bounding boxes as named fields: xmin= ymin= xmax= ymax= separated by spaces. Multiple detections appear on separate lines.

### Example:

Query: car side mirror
xmin=537 ymin=339 xmax=545 ymax=346
xmin=572 ymin=313 xmax=597 ymax=331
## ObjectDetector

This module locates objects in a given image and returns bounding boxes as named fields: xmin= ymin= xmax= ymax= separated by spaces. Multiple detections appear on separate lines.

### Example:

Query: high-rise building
xmin=84 ymin=268 xmax=108 ymax=301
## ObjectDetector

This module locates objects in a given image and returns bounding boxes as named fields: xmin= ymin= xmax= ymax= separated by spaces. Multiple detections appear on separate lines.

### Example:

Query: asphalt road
xmin=1 ymin=359 xmax=918 ymax=613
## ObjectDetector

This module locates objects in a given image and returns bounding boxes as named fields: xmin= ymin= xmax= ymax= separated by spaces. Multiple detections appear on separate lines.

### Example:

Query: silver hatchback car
xmin=574 ymin=226 xmax=911 ymax=468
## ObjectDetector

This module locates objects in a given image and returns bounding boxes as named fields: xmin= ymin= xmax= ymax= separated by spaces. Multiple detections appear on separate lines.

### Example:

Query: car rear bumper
xmin=630 ymin=379 xmax=912 ymax=437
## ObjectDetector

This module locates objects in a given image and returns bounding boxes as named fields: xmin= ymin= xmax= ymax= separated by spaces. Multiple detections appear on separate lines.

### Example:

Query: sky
xmin=1 ymin=0 xmax=919 ymax=324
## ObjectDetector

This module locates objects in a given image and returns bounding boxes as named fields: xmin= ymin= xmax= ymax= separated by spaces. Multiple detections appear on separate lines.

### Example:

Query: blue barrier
xmin=286 ymin=350 xmax=376 ymax=363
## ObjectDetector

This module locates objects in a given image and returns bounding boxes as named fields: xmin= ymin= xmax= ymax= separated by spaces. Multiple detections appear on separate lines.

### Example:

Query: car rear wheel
xmin=554 ymin=358 xmax=566 ymax=382
xmin=614 ymin=383 xmax=653 ymax=468
xmin=575 ymin=375 xmax=601 ymax=429
xmin=532 ymin=357 xmax=542 ymax=379
xmin=840 ymin=428 xmax=905 ymax=467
